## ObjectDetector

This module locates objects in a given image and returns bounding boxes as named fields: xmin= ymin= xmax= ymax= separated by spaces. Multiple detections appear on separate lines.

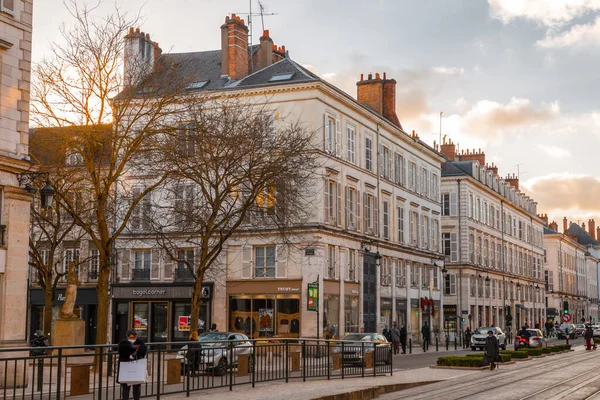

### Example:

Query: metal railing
xmin=174 ymin=267 xmax=194 ymax=281
xmin=131 ymin=269 xmax=150 ymax=281
xmin=0 ymin=338 xmax=392 ymax=399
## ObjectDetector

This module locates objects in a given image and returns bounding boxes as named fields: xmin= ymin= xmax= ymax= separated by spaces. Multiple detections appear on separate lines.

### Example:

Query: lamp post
xmin=16 ymin=172 xmax=55 ymax=210
xmin=485 ymin=276 xmax=491 ymax=326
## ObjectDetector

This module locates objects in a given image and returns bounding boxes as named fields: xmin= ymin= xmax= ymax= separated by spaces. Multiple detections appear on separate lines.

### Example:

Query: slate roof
xmin=565 ymin=223 xmax=600 ymax=246
xmin=544 ymin=226 xmax=559 ymax=234
xmin=441 ymin=161 xmax=475 ymax=177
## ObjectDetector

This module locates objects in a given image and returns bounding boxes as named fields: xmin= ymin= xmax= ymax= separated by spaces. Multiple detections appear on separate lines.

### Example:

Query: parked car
xmin=470 ymin=327 xmax=507 ymax=351
xmin=557 ymin=323 xmax=577 ymax=339
xmin=332 ymin=333 xmax=390 ymax=366
xmin=592 ymin=326 xmax=600 ymax=338
xmin=575 ymin=324 xmax=586 ymax=336
xmin=176 ymin=332 xmax=253 ymax=376
xmin=514 ymin=329 xmax=547 ymax=350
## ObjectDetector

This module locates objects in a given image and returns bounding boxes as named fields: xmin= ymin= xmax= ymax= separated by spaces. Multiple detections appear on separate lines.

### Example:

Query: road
xmin=382 ymin=341 xmax=599 ymax=400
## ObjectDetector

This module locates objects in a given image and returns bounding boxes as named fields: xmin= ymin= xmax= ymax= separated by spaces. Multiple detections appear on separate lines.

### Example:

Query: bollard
xmin=446 ymin=337 xmax=449 ymax=351
xmin=454 ymin=336 xmax=457 ymax=350
xmin=409 ymin=338 xmax=412 ymax=354
xmin=436 ymin=336 xmax=439 ymax=352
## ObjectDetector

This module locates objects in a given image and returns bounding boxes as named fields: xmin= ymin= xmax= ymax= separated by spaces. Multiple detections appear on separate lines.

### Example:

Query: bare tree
xmin=147 ymin=99 xmax=319 ymax=333
xmin=30 ymin=2 xmax=187 ymax=345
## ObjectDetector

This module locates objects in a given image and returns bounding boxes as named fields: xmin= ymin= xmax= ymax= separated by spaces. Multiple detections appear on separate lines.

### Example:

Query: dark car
xmin=332 ymin=333 xmax=390 ymax=366
xmin=557 ymin=323 xmax=577 ymax=339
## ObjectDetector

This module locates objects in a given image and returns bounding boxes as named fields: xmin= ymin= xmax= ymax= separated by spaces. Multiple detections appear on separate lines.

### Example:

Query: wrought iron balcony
xmin=132 ymin=268 xmax=150 ymax=281
xmin=88 ymin=270 xmax=98 ymax=281
xmin=174 ymin=267 xmax=194 ymax=281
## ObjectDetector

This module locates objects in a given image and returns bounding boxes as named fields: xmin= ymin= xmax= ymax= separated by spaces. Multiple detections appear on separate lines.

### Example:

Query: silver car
xmin=470 ymin=327 xmax=507 ymax=351
xmin=526 ymin=329 xmax=547 ymax=348
xmin=176 ymin=332 xmax=253 ymax=376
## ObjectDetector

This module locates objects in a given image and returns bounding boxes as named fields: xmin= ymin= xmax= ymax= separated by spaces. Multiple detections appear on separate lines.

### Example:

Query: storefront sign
xmin=132 ymin=289 xmax=167 ymax=297
xmin=380 ymin=298 xmax=393 ymax=309
xmin=112 ymin=283 xmax=213 ymax=300
xmin=277 ymin=287 xmax=300 ymax=292
xmin=307 ymin=283 xmax=319 ymax=311
xmin=30 ymin=287 xmax=98 ymax=306
xmin=178 ymin=316 xmax=190 ymax=331
xmin=351 ymin=290 xmax=359 ymax=295
xmin=444 ymin=305 xmax=457 ymax=316
xmin=57 ymin=294 xmax=66 ymax=301
xmin=396 ymin=299 xmax=407 ymax=309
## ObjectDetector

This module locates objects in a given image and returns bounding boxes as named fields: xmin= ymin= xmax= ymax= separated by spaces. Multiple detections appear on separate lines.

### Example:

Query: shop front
xmin=227 ymin=280 xmax=301 ymax=339
xmin=395 ymin=299 xmax=407 ymax=326
xmin=344 ymin=283 xmax=360 ymax=335
xmin=443 ymin=304 xmax=458 ymax=341
xmin=111 ymin=283 xmax=213 ymax=345
xmin=29 ymin=287 xmax=98 ymax=345
xmin=380 ymin=298 xmax=393 ymax=331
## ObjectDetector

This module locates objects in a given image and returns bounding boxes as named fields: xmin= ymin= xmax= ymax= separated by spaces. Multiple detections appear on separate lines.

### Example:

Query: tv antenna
xmin=235 ymin=1 xmax=278 ymax=64
xmin=515 ymin=163 xmax=527 ymax=179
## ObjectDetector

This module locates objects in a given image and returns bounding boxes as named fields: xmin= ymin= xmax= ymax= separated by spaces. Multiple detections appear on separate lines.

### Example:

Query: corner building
xmin=115 ymin=15 xmax=444 ymax=343
xmin=439 ymin=139 xmax=545 ymax=340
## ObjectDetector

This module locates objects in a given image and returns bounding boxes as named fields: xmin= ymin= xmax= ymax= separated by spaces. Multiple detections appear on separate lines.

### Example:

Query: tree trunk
xmin=190 ymin=275 xmax=204 ymax=333
xmin=43 ymin=287 xmax=54 ymax=339
xmin=95 ymin=266 xmax=111 ymax=345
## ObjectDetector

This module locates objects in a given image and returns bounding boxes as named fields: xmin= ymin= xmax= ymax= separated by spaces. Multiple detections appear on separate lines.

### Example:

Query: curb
xmin=311 ymin=380 xmax=440 ymax=400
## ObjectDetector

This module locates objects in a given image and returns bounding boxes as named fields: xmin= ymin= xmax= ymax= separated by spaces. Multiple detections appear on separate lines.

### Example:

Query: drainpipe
xmin=457 ymin=179 xmax=463 ymax=344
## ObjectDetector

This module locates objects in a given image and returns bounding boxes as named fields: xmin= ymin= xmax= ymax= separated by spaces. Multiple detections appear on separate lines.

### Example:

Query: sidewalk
xmin=165 ymin=367 xmax=477 ymax=400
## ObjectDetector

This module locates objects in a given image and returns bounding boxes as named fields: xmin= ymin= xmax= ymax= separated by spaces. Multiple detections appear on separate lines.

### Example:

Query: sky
xmin=32 ymin=0 xmax=600 ymax=229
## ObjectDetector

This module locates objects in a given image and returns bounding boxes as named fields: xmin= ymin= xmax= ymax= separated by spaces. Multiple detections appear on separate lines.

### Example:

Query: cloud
xmin=461 ymin=97 xmax=559 ymax=135
xmin=488 ymin=0 xmax=600 ymax=26
xmin=536 ymin=144 xmax=571 ymax=159
xmin=537 ymin=16 xmax=600 ymax=48
xmin=431 ymin=66 xmax=465 ymax=76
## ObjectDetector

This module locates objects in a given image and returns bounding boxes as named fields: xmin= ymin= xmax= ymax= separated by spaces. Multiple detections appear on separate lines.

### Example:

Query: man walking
xmin=485 ymin=330 xmax=500 ymax=371
xmin=422 ymin=321 xmax=431 ymax=352
xmin=400 ymin=323 xmax=407 ymax=354
xmin=390 ymin=322 xmax=401 ymax=355
xmin=585 ymin=324 xmax=594 ymax=350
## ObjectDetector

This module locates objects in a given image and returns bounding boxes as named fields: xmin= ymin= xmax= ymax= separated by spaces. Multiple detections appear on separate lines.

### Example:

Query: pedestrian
xmin=399 ymin=323 xmax=407 ymax=354
xmin=209 ymin=323 xmax=218 ymax=332
xmin=186 ymin=331 xmax=201 ymax=376
xmin=117 ymin=329 xmax=147 ymax=400
xmin=485 ymin=330 xmax=500 ymax=371
xmin=465 ymin=326 xmax=472 ymax=346
xmin=422 ymin=321 xmax=431 ymax=351
xmin=390 ymin=322 xmax=401 ymax=355
xmin=584 ymin=324 xmax=594 ymax=350
xmin=382 ymin=327 xmax=392 ymax=343
xmin=545 ymin=320 xmax=553 ymax=338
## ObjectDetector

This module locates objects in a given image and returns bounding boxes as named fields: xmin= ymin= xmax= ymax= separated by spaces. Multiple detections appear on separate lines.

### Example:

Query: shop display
xmin=259 ymin=308 xmax=273 ymax=332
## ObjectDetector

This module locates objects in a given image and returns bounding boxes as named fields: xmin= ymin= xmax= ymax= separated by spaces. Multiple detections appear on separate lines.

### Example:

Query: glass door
xmin=151 ymin=302 xmax=169 ymax=342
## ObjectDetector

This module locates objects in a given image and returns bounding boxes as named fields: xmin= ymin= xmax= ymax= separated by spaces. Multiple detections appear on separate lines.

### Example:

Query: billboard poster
xmin=307 ymin=283 xmax=319 ymax=311
xmin=178 ymin=316 xmax=190 ymax=331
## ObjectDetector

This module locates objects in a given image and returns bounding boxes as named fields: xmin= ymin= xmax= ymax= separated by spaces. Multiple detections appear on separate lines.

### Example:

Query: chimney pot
xmin=383 ymin=72 xmax=387 ymax=79
xmin=129 ymin=27 xmax=134 ymax=34
xmin=360 ymin=73 xmax=364 ymax=81
xmin=375 ymin=73 xmax=380 ymax=79
xmin=135 ymin=28 xmax=140 ymax=33
xmin=263 ymin=29 xmax=269 ymax=37
xmin=368 ymin=73 xmax=372 ymax=80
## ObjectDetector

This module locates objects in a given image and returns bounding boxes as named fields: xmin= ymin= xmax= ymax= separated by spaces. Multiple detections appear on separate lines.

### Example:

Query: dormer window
xmin=185 ymin=80 xmax=209 ymax=90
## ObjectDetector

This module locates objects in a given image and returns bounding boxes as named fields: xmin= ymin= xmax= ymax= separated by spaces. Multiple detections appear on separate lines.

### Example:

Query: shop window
xmin=323 ymin=295 xmax=339 ymax=339
xmin=230 ymin=295 xmax=300 ymax=339
xmin=277 ymin=297 xmax=300 ymax=338
xmin=255 ymin=246 xmax=275 ymax=278
xmin=133 ymin=303 xmax=149 ymax=340
xmin=344 ymin=295 xmax=359 ymax=334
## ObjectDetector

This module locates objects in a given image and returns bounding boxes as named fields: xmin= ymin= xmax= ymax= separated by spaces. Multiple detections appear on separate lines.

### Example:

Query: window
xmin=364 ymin=193 xmax=376 ymax=234
xmin=410 ymin=211 xmax=419 ymax=247
xmin=442 ymin=233 xmax=451 ymax=257
xmin=470 ymin=276 xmax=476 ymax=297
xmin=269 ymin=73 xmax=295 ymax=82
xmin=255 ymin=246 xmax=275 ymax=278
xmin=395 ymin=260 xmax=406 ymax=287
xmin=348 ymin=249 xmax=356 ymax=281
xmin=478 ymin=277 xmax=484 ymax=298
xmin=421 ymin=167 xmax=428 ymax=197
xmin=325 ymin=180 xmax=340 ymax=225
xmin=380 ymin=145 xmax=391 ymax=180
xmin=131 ymin=187 xmax=152 ymax=231
xmin=444 ymin=274 xmax=457 ymax=295
xmin=63 ymin=249 xmax=80 ymax=279
xmin=177 ymin=126 xmax=196 ymax=157
xmin=423 ymin=216 xmax=430 ymax=249
xmin=365 ymin=136 xmax=373 ymax=171
xmin=382 ymin=200 xmax=390 ymax=239
xmin=174 ymin=184 xmax=195 ymax=220
xmin=431 ymin=173 xmax=438 ymax=200
xmin=177 ymin=249 xmax=194 ymax=271
xmin=325 ymin=116 xmax=338 ymax=155
xmin=66 ymin=152 xmax=83 ymax=166
xmin=468 ymin=194 xmax=474 ymax=218
xmin=1 ymin=0 xmax=15 ymax=16
xmin=346 ymin=187 xmax=357 ymax=229
xmin=410 ymin=263 xmax=419 ymax=287
xmin=422 ymin=267 xmax=430 ymax=289
xmin=469 ymin=234 xmax=475 ymax=263
xmin=433 ymin=220 xmax=439 ymax=252
xmin=380 ymin=257 xmax=391 ymax=286
xmin=476 ymin=198 xmax=481 ymax=221
xmin=89 ymin=249 xmax=99 ymax=280
xmin=397 ymin=206 xmax=404 ymax=243
xmin=433 ymin=267 xmax=439 ymax=289
xmin=185 ymin=80 xmax=209 ymax=89
xmin=347 ymin=125 xmax=355 ymax=163
xmin=442 ymin=194 xmax=450 ymax=216
xmin=394 ymin=152 xmax=404 ymax=186
xmin=133 ymin=250 xmax=151 ymax=280
xmin=327 ymin=245 xmax=336 ymax=279
xmin=483 ymin=240 xmax=489 ymax=266
xmin=408 ymin=162 xmax=416 ymax=191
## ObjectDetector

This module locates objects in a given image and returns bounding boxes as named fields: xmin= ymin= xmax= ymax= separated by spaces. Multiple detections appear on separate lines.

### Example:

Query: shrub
xmin=500 ymin=350 xmax=528 ymax=359
xmin=464 ymin=353 xmax=512 ymax=362
xmin=517 ymin=348 xmax=543 ymax=356
xmin=540 ymin=347 xmax=552 ymax=354
xmin=594 ymin=338 xmax=600 ymax=344
xmin=437 ymin=356 xmax=484 ymax=368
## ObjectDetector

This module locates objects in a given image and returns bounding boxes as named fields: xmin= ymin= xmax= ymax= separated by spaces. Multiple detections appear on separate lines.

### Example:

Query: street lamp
xmin=17 ymin=171 xmax=55 ymax=210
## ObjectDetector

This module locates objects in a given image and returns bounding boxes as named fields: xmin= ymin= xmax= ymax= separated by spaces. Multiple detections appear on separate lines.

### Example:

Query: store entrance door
xmin=363 ymin=254 xmax=377 ymax=333
xmin=113 ymin=302 xmax=129 ymax=344
xmin=151 ymin=302 xmax=169 ymax=342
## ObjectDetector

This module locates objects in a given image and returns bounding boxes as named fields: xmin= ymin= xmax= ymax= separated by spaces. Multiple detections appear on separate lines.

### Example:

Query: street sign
xmin=307 ymin=282 xmax=319 ymax=312
xmin=461 ymin=310 xmax=468 ymax=315
xmin=562 ymin=313 xmax=572 ymax=323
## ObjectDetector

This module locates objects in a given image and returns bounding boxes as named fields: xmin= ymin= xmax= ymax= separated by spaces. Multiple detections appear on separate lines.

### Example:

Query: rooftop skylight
xmin=268 ymin=73 xmax=295 ymax=82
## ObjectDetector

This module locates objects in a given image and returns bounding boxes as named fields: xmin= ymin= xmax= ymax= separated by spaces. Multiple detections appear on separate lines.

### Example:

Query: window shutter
xmin=450 ymin=275 xmax=457 ymax=295
xmin=337 ymin=182 xmax=342 ymax=227
xmin=374 ymin=196 xmax=379 ymax=237
xmin=363 ymin=192 xmax=367 ymax=233
xmin=388 ymin=151 xmax=393 ymax=181
xmin=1 ymin=0 xmax=14 ymax=16
xmin=356 ymin=189 xmax=361 ymax=232
xmin=335 ymin=119 xmax=342 ymax=157
xmin=121 ymin=249 xmax=131 ymax=280
xmin=339 ymin=249 xmax=346 ymax=281
xmin=276 ymin=244 xmax=287 ymax=278
xmin=344 ymin=186 xmax=349 ymax=228
xmin=378 ymin=144 xmax=383 ymax=177
xmin=151 ymin=249 xmax=160 ymax=279
xmin=324 ymin=179 xmax=330 ymax=224
xmin=450 ymin=232 xmax=458 ymax=262
xmin=241 ymin=246 xmax=252 ymax=279
xmin=322 ymin=114 xmax=327 ymax=151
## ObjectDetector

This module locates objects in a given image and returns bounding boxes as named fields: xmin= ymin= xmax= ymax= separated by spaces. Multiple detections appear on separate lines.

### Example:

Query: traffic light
xmin=461 ymin=317 xmax=466 ymax=322
xmin=563 ymin=301 xmax=569 ymax=314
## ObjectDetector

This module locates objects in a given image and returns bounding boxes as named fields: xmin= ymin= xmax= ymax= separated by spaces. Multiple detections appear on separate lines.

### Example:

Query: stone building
xmin=113 ymin=15 xmax=445 ymax=344
xmin=439 ymin=139 xmax=546 ymax=341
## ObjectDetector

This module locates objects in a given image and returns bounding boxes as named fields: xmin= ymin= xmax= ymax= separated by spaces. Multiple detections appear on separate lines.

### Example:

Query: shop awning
xmin=516 ymin=304 xmax=529 ymax=311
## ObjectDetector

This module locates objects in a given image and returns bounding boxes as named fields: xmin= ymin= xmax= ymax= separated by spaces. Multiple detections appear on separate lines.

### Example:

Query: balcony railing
xmin=132 ymin=268 xmax=150 ymax=281
xmin=174 ymin=267 xmax=194 ymax=281
xmin=88 ymin=270 xmax=98 ymax=281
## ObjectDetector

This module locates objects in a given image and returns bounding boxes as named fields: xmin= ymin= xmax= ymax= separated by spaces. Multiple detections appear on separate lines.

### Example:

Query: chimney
xmin=563 ymin=217 xmax=568 ymax=233
xmin=589 ymin=219 xmax=596 ymax=240
xmin=124 ymin=27 xmax=157 ymax=86
xmin=505 ymin=173 xmax=519 ymax=190
xmin=597 ymin=226 xmax=600 ymax=241
xmin=357 ymin=72 xmax=402 ymax=128
xmin=549 ymin=221 xmax=558 ymax=232
xmin=221 ymin=14 xmax=249 ymax=80
xmin=256 ymin=29 xmax=274 ymax=71
xmin=440 ymin=136 xmax=456 ymax=160
xmin=538 ymin=213 xmax=548 ymax=227
xmin=488 ymin=162 xmax=498 ymax=175
xmin=458 ymin=148 xmax=486 ymax=166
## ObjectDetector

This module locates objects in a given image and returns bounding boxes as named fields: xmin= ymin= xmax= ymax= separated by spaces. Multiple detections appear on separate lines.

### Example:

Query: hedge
xmin=437 ymin=356 xmax=483 ymax=368
xmin=517 ymin=348 xmax=544 ymax=356
xmin=594 ymin=338 xmax=600 ymax=344
xmin=500 ymin=350 xmax=529 ymax=359
xmin=465 ymin=353 xmax=512 ymax=362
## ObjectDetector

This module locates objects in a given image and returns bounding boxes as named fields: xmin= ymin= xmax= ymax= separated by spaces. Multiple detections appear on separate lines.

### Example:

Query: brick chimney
xmin=458 ymin=148 xmax=486 ymax=167
xmin=538 ymin=213 xmax=548 ymax=227
xmin=255 ymin=30 xmax=274 ymax=71
xmin=597 ymin=226 xmax=600 ymax=241
xmin=487 ymin=163 xmax=498 ymax=175
xmin=563 ymin=217 xmax=568 ymax=233
xmin=505 ymin=173 xmax=519 ymax=190
xmin=124 ymin=28 xmax=158 ymax=86
xmin=440 ymin=136 xmax=456 ymax=160
xmin=357 ymin=72 xmax=402 ymax=128
xmin=589 ymin=219 xmax=596 ymax=240
xmin=221 ymin=14 xmax=249 ymax=80
xmin=549 ymin=221 xmax=558 ymax=232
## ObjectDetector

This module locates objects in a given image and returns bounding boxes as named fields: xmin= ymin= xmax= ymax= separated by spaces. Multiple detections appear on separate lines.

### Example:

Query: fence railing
xmin=0 ymin=338 xmax=392 ymax=399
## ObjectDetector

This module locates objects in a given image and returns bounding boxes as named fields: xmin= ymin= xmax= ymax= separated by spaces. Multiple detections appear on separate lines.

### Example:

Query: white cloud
xmin=536 ymin=144 xmax=571 ymax=159
xmin=488 ymin=0 xmax=600 ymax=26
xmin=432 ymin=66 xmax=464 ymax=76
xmin=537 ymin=16 xmax=600 ymax=48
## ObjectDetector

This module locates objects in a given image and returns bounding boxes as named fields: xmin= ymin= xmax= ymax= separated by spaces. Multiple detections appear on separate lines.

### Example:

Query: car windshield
xmin=527 ymin=330 xmax=540 ymax=337
xmin=197 ymin=333 xmax=230 ymax=345
xmin=476 ymin=328 xmax=495 ymax=335
xmin=576 ymin=325 xmax=585 ymax=329
xmin=343 ymin=334 xmax=372 ymax=341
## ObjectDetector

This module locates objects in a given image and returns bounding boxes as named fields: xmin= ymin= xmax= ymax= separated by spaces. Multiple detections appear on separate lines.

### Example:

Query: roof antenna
xmin=236 ymin=1 xmax=278 ymax=66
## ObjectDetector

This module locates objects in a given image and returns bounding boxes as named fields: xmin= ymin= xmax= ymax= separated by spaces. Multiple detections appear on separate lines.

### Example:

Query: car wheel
xmin=471 ymin=346 xmax=476 ymax=351
xmin=215 ymin=357 xmax=227 ymax=376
